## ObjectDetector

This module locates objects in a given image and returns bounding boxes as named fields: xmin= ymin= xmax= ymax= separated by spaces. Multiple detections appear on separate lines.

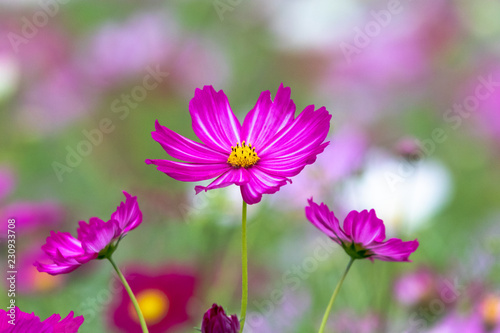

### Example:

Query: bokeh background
xmin=1 ymin=0 xmax=500 ymax=332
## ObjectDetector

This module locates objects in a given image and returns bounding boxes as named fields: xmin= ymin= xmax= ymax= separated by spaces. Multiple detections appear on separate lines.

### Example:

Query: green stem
xmin=239 ymin=201 xmax=248 ymax=333
xmin=318 ymin=258 xmax=355 ymax=333
xmin=108 ymin=257 xmax=149 ymax=333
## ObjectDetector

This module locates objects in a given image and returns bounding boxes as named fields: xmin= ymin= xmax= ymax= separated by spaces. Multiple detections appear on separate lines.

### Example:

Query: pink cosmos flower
xmin=109 ymin=266 xmax=196 ymax=332
xmin=146 ymin=84 xmax=331 ymax=204
xmin=305 ymin=199 xmax=419 ymax=262
xmin=201 ymin=304 xmax=240 ymax=333
xmin=35 ymin=191 xmax=142 ymax=275
xmin=0 ymin=307 xmax=83 ymax=333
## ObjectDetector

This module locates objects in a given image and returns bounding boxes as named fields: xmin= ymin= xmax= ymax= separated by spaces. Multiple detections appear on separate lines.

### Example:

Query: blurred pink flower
xmin=12 ymin=245 xmax=65 ymax=294
xmin=0 ymin=307 xmax=83 ymax=333
xmin=18 ymin=64 xmax=94 ymax=136
xmin=0 ymin=201 xmax=65 ymax=234
xmin=274 ymin=125 xmax=367 ymax=208
xmin=81 ymin=13 xmax=175 ymax=87
xmin=393 ymin=267 xmax=437 ymax=307
xmin=306 ymin=199 xmax=419 ymax=262
xmin=109 ymin=266 xmax=197 ymax=332
xmin=35 ymin=191 xmax=142 ymax=275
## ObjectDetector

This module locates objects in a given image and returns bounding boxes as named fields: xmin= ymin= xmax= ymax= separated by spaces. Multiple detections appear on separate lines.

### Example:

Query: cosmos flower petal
xmin=240 ymin=167 xmax=290 ymax=204
xmin=151 ymin=120 xmax=227 ymax=163
xmin=367 ymin=238 xmax=420 ymax=262
xmin=41 ymin=231 xmax=85 ymax=258
xmin=189 ymin=85 xmax=241 ymax=152
xmin=34 ymin=262 xmax=82 ymax=275
xmin=44 ymin=311 xmax=84 ymax=333
xmin=257 ymin=142 xmax=329 ymax=177
xmin=260 ymin=105 xmax=331 ymax=158
xmin=343 ymin=209 xmax=386 ymax=244
xmin=305 ymin=198 xmax=347 ymax=244
xmin=195 ymin=168 xmax=251 ymax=194
xmin=241 ymin=83 xmax=296 ymax=149
xmin=145 ymin=159 xmax=231 ymax=182
xmin=110 ymin=191 xmax=143 ymax=235
xmin=77 ymin=218 xmax=120 ymax=254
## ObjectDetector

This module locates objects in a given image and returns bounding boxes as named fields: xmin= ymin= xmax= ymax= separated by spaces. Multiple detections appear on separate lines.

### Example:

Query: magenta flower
xmin=109 ymin=265 xmax=196 ymax=332
xmin=35 ymin=191 xmax=142 ymax=275
xmin=201 ymin=304 xmax=240 ymax=333
xmin=305 ymin=199 xmax=419 ymax=262
xmin=0 ymin=307 xmax=83 ymax=333
xmin=146 ymin=84 xmax=331 ymax=204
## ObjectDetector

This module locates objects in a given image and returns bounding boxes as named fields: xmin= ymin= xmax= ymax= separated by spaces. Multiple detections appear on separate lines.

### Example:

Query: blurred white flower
xmin=337 ymin=150 xmax=452 ymax=235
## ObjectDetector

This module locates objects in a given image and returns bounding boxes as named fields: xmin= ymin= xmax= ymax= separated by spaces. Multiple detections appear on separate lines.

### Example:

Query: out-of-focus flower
xmin=11 ymin=245 xmax=65 ymax=294
xmin=201 ymin=304 xmax=240 ymax=333
xmin=35 ymin=191 xmax=142 ymax=275
xmin=393 ymin=267 xmax=437 ymax=307
xmin=305 ymin=199 xmax=419 ymax=262
xmin=109 ymin=266 xmax=197 ymax=332
xmin=465 ymin=67 xmax=500 ymax=141
xmin=0 ymin=307 xmax=83 ymax=333
xmin=146 ymin=84 xmax=331 ymax=205
xmin=0 ymin=201 xmax=65 ymax=234
xmin=338 ymin=151 xmax=452 ymax=235
xmin=274 ymin=124 xmax=367 ymax=209
xmin=81 ymin=13 xmax=175 ymax=87
xmin=331 ymin=310 xmax=382 ymax=333
xmin=480 ymin=294 xmax=500 ymax=331
xmin=18 ymin=65 xmax=93 ymax=136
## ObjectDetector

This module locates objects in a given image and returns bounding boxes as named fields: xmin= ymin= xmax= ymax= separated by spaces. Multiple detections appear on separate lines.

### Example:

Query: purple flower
xmin=35 ymin=191 xmax=142 ymax=275
xmin=146 ymin=84 xmax=331 ymax=204
xmin=0 ymin=307 xmax=83 ymax=333
xmin=305 ymin=199 xmax=419 ymax=262
xmin=201 ymin=304 xmax=240 ymax=333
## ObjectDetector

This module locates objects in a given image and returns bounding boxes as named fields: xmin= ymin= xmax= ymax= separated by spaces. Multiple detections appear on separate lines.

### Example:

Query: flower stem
xmin=108 ymin=256 xmax=149 ymax=333
xmin=239 ymin=201 xmax=248 ymax=333
xmin=318 ymin=257 xmax=355 ymax=333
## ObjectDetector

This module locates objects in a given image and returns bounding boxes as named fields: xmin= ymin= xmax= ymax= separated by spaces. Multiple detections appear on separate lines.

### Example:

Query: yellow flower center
xmin=481 ymin=295 xmax=500 ymax=327
xmin=227 ymin=141 xmax=260 ymax=168
xmin=129 ymin=289 xmax=169 ymax=325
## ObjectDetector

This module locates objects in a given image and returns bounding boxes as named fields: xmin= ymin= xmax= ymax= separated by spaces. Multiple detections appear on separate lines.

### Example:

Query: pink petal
xmin=110 ymin=191 xmax=142 ymax=235
xmin=189 ymin=86 xmax=241 ymax=153
xmin=305 ymin=198 xmax=348 ymax=244
xmin=195 ymin=167 xmax=251 ymax=194
xmin=77 ymin=218 xmax=120 ymax=254
xmin=239 ymin=167 xmax=290 ymax=204
xmin=241 ymin=83 xmax=296 ymax=149
xmin=145 ymin=159 xmax=230 ymax=182
xmin=368 ymin=238 xmax=419 ymax=262
xmin=151 ymin=120 xmax=228 ymax=163
xmin=343 ymin=209 xmax=386 ymax=245
xmin=259 ymin=105 xmax=331 ymax=159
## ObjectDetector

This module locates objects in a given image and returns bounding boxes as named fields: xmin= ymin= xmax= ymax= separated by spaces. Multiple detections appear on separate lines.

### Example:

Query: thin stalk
xmin=318 ymin=257 xmax=355 ymax=333
xmin=108 ymin=257 xmax=149 ymax=333
xmin=239 ymin=201 xmax=248 ymax=333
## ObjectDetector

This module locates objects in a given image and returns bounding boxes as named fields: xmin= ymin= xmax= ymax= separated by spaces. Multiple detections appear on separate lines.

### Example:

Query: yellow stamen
xmin=129 ymin=289 xmax=169 ymax=325
xmin=227 ymin=141 xmax=260 ymax=168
